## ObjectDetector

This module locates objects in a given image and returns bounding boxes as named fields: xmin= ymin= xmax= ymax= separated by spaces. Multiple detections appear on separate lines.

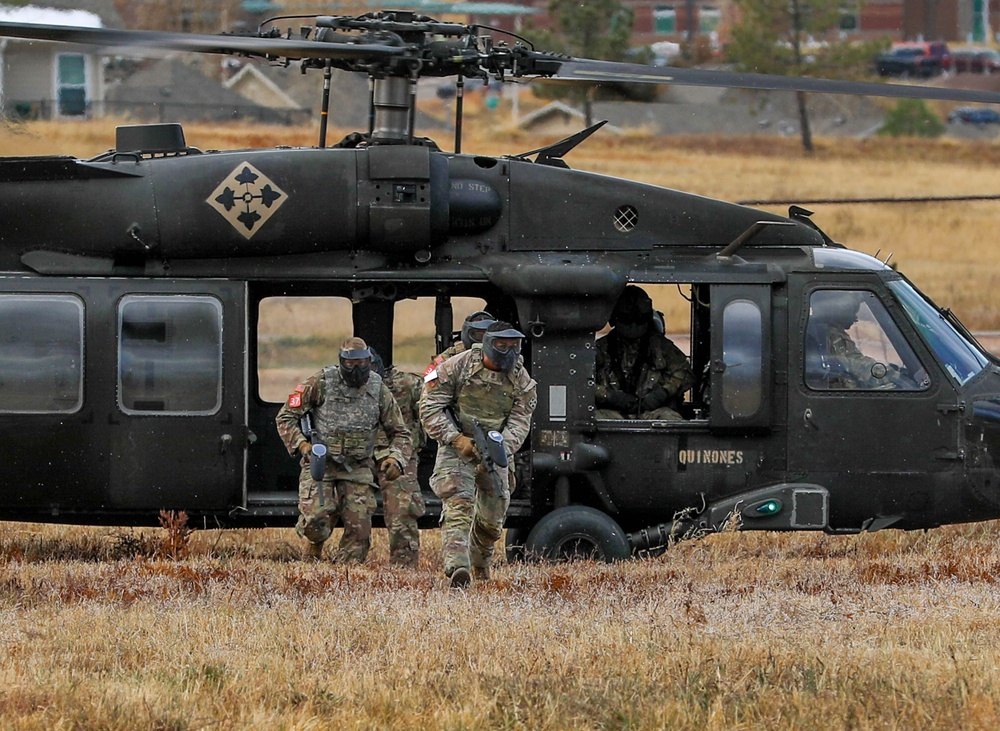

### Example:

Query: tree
xmin=878 ymin=99 xmax=944 ymax=138
xmin=726 ymin=0 xmax=873 ymax=152
xmin=113 ymin=0 xmax=246 ymax=33
xmin=524 ymin=0 xmax=637 ymax=126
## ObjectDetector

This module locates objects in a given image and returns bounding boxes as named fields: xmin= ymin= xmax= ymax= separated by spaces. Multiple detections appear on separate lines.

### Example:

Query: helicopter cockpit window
xmin=118 ymin=296 xmax=222 ymax=415
xmin=887 ymin=280 xmax=988 ymax=385
xmin=0 ymin=295 xmax=83 ymax=414
xmin=805 ymin=290 xmax=927 ymax=391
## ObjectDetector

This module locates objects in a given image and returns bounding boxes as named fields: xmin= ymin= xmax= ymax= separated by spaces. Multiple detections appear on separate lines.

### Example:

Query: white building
xmin=1 ymin=1 xmax=122 ymax=119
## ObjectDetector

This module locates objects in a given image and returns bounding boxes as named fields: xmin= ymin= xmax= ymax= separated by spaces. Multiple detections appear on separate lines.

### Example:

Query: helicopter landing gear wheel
xmin=524 ymin=506 xmax=630 ymax=562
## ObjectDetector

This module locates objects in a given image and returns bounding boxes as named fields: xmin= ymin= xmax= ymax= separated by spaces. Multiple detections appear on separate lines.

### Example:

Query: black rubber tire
xmin=524 ymin=506 xmax=631 ymax=562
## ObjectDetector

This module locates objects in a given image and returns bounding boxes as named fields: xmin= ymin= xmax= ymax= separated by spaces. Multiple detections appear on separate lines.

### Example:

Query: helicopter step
xmin=246 ymin=491 xmax=298 ymax=507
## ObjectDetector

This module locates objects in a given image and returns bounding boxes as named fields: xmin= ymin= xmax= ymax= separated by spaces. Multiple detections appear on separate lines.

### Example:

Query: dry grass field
xmin=3 ymin=521 xmax=1000 ymax=730
xmin=5 ymin=117 xmax=1000 ymax=729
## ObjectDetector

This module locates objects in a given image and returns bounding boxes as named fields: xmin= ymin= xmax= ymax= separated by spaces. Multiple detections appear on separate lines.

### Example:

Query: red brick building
xmin=501 ymin=0 xmax=981 ymax=47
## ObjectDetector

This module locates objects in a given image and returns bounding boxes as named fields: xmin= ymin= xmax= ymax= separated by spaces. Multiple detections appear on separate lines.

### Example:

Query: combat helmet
xmin=610 ymin=285 xmax=654 ymax=339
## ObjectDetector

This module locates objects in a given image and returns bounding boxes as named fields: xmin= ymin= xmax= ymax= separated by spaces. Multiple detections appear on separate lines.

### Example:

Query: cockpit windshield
xmin=887 ymin=279 xmax=988 ymax=385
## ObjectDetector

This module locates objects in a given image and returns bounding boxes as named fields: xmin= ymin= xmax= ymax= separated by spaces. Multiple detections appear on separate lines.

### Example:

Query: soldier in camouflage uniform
xmin=420 ymin=321 xmax=537 ymax=588
xmin=370 ymin=348 xmax=426 ymax=567
xmin=275 ymin=337 xmax=411 ymax=563
xmin=595 ymin=285 xmax=693 ymax=419
xmin=426 ymin=310 xmax=494 ymax=371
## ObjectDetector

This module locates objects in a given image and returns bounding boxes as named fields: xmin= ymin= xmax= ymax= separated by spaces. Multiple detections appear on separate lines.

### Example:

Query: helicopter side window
xmin=0 ymin=295 xmax=83 ymax=414
xmin=118 ymin=296 xmax=222 ymax=415
xmin=804 ymin=290 xmax=927 ymax=391
xmin=721 ymin=299 xmax=763 ymax=417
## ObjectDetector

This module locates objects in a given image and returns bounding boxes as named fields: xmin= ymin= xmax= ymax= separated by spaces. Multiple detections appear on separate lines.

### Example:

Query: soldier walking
xmin=420 ymin=321 xmax=537 ymax=588
xmin=276 ymin=337 xmax=411 ymax=562
xmin=370 ymin=348 xmax=426 ymax=567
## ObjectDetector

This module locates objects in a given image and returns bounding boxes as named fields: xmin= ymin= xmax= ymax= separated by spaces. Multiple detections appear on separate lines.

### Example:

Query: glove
xmin=298 ymin=442 xmax=312 ymax=459
xmin=640 ymin=386 xmax=669 ymax=412
xmin=604 ymin=389 xmax=639 ymax=413
xmin=381 ymin=458 xmax=402 ymax=481
xmin=452 ymin=434 xmax=479 ymax=460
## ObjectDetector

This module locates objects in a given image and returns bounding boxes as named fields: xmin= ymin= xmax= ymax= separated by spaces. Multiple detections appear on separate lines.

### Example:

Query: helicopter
xmin=3 ymin=10 xmax=1000 ymax=560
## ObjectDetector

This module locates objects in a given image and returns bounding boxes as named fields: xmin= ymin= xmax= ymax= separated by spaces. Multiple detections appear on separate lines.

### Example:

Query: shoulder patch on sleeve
xmin=288 ymin=393 xmax=302 ymax=408
xmin=295 ymin=383 xmax=306 ymax=393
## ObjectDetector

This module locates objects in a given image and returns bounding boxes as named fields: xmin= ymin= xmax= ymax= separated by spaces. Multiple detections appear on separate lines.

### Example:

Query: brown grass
xmin=3 ymin=521 xmax=1000 ymax=729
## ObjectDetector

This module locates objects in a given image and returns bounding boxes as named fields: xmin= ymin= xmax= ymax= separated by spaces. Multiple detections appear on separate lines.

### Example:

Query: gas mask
xmin=482 ymin=328 xmax=525 ymax=372
xmin=461 ymin=311 xmax=495 ymax=349
xmin=339 ymin=344 xmax=372 ymax=388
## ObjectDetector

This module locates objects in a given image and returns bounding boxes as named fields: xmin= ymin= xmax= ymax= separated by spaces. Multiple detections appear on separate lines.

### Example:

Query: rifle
xmin=300 ymin=412 xmax=328 ymax=483
xmin=472 ymin=419 xmax=509 ymax=499
xmin=444 ymin=407 xmax=508 ymax=498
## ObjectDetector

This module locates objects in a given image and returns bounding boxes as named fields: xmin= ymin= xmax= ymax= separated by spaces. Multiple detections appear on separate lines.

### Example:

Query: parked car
xmin=951 ymin=48 xmax=1000 ymax=74
xmin=875 ymin=42 xmax=951 ymax=77
xmin=948 ymin=106 xmax=1000 ymax=124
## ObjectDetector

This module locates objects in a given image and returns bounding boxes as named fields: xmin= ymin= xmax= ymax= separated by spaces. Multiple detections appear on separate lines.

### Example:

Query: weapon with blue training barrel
xmin=300 ymin=412 xmax=327 ymax=483
xmin=444 ymin=408 xmax=507 ymax=497
xmin=472 ymin=419 xmax=508 ymax=499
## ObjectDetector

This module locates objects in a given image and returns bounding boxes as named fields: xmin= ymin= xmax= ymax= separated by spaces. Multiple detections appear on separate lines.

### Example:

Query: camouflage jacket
xmin=420 ymin=348 xmax=537 ymax=456
xmin=275 ymin=366 xmax=411 ymax=468
xmin=595 ymin=329 xmax=693 ymax=410
xmin=433 ymin=341 xmax=467 ymax=365
xmin=822 ymin=327 xmax=894 ymax=389
xmin=375 ymin=367 xmax=425 ymax=458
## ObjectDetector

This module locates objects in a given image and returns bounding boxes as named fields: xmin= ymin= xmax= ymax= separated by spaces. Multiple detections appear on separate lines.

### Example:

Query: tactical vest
xmin=314 ymin=366 xmax=382 ymax=463
xmin=454 ymin=364 xmax=516 ymax=435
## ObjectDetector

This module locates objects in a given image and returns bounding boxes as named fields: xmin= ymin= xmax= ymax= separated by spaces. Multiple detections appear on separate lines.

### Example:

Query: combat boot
xmin=305 ymin=541 xmax=325 ymax=560
xmin=472 ymin=565 xmax=491 ymax=581
xmin=449 ymin=567 xmax=471 ymax=589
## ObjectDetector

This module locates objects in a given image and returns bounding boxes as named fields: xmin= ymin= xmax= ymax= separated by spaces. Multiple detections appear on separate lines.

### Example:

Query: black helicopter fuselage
xmin=2 ymin=131 xmax=1000 ymax=553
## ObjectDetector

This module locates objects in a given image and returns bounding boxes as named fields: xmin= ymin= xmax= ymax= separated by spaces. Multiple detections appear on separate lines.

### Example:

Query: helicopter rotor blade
xmin=0 ymin=22 xmax=404 ymax=61
xmin=542 ymin=58 xmax=1000 ymax=105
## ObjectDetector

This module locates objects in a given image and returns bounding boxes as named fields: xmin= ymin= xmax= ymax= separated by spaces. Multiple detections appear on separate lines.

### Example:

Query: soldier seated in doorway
xmin=595 ymin=285 xmax=694 ymax=420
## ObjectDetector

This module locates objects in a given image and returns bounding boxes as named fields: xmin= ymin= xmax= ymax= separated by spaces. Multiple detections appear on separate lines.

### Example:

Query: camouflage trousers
xmin=595 ymin=405 xmax=683 ymax=420
xmin=376 ymin=456 xmax=426 ymax=566
xmin=296 ymin=463 xmax=376 ymax=563
xmin=430 ymin=444 xmax=510 ymax=577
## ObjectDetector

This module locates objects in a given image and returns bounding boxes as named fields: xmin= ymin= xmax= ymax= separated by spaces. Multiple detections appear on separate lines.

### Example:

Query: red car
xmin=951 ymin=48 xmax=1000 ymax=73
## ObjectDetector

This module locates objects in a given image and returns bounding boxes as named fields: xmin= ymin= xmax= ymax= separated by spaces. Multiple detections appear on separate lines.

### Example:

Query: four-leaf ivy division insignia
xmin=207 ymin=163 xmax=287 ymax=239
